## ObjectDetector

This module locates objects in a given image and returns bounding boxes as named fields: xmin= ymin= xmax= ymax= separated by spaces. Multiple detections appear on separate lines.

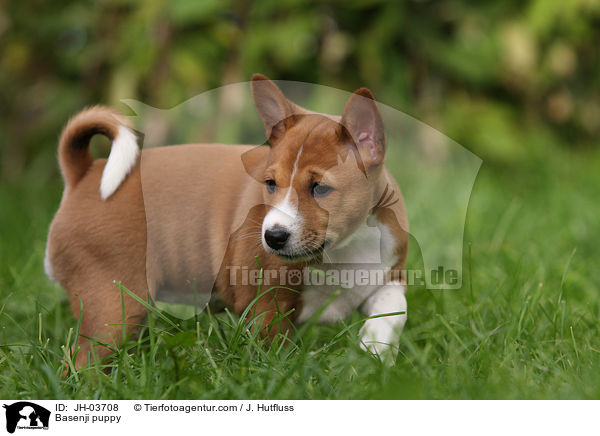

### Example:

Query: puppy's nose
xmin=264 ymin=228 xmax=290 ymax=250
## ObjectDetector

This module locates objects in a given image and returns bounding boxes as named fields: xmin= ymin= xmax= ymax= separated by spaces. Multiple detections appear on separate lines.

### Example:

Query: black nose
xmin=264 ymin=228 xmax=290 ymax=250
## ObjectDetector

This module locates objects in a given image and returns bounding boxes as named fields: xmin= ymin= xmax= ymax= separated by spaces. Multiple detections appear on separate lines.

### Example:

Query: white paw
xmin=359 ymin=316 xmax=405 ymax=364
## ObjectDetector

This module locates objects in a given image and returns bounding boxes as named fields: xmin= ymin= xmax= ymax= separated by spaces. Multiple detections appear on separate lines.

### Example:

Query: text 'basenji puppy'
xmin=45 ymin=75 xmax=409 ymax=369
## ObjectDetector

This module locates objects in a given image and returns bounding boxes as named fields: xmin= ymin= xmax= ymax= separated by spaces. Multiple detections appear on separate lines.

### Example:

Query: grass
xmin=1 ymin=144 xmax=600 ymax=399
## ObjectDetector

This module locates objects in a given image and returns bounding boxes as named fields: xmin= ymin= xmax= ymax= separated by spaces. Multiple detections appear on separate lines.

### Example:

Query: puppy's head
xmin=248 ymin=74 xmax=386 ymax=262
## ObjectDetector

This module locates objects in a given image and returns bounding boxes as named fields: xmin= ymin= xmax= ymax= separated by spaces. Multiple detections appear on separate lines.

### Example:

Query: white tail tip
xmin=100 ymin=125 xmax=139 ymax=200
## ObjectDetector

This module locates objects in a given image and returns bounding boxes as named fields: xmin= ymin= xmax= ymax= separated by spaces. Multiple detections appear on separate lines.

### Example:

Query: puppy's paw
xmin=359 ymin=317 xmax=403 ymax=364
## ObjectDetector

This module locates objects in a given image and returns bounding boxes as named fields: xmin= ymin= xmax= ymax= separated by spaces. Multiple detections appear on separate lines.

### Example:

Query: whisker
xmin=245 ymin=218 xmax=264 ymax=227
xmin=235 ymin=234 xmax=263 ymax=242
xmin=235 ymin=231 xmax=263 ymax=239
xmin=242 ymin=239 xmax=264 ymax=260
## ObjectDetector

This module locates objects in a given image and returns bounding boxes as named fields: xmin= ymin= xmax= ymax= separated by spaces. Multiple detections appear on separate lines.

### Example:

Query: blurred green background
xmin=2 ymin=0 xmax=600 ymax=181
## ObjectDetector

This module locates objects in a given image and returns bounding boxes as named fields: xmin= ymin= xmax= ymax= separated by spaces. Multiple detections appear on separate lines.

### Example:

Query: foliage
xmin=1 ymin=0 xmax=600 ymax=181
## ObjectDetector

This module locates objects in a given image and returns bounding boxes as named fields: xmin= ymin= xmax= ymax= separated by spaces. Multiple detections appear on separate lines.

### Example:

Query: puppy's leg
xmin=66 ymin=273 xmax=148 ymax=370
xmin=359 ymin=281 xmax=407 ymax=363
xmin=233 ymin=286 xmax=299 ymax=341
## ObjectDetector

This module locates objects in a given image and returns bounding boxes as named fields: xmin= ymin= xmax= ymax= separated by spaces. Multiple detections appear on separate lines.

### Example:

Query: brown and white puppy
xmin=45 ymin=75 xmax=409 ymax=368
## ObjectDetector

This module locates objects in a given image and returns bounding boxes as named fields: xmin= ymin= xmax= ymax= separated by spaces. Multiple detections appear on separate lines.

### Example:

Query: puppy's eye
xmin=311 ymin=183 xmax=333 ymax=198
xmin=265 ymin=179 xmax=277 ymax=194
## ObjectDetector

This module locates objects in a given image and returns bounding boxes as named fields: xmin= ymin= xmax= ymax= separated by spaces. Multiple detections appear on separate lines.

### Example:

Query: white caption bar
xmin=0 ymin=400 xmax=596 ymax=435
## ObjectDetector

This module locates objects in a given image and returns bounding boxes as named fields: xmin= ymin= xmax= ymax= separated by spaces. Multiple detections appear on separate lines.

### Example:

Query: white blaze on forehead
xmin=288 ymin=144 xmax=304 ymax=192
xmin=262 ymin=145 xmax=304 ymax=241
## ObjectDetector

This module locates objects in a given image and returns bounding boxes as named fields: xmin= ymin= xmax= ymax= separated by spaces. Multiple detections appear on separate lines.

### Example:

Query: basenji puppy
xmin=45 ymin=75 xmax=409 ymax=369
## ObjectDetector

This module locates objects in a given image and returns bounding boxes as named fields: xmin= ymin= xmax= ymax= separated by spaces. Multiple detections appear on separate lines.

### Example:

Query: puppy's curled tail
xmin=58 ymin=105 xmax=139 ymax=200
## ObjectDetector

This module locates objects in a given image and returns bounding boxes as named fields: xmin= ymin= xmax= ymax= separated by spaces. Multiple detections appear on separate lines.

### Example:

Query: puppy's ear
xmin=341 ymin=88 xmax=385 ymax=168
xmin=251 ymin=74 xmax=294 ymax=143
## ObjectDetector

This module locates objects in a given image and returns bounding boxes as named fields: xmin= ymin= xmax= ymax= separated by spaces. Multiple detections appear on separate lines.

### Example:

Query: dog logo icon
xmin=2 ymin=402 xmax=50 ymax=433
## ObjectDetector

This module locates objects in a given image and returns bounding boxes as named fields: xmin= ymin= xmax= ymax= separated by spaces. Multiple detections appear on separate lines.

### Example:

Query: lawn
xmin=1 ymin=144 xmax=599 ymax=399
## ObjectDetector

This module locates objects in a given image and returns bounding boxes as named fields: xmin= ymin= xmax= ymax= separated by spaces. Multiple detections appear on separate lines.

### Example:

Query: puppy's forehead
xmin=269 ymin=115 xmax=345 ymax=170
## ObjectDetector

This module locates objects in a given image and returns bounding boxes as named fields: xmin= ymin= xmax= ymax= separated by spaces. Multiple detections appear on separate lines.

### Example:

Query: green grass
xmin=1 ymin=146 xmax=600 ymax=399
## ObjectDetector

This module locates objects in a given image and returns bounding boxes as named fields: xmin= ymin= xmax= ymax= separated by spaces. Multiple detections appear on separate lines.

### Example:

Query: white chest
xmin=296 ymin=217 xmax=399 ymax=324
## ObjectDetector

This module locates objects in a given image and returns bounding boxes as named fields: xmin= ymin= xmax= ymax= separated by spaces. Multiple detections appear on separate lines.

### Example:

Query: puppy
xmin=45 ymin=75 xmax=409 ymax=368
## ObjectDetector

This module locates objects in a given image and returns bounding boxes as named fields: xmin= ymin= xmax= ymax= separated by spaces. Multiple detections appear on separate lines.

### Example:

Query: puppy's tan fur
xmin=46 ymin=75 xmax=408 ymax=368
